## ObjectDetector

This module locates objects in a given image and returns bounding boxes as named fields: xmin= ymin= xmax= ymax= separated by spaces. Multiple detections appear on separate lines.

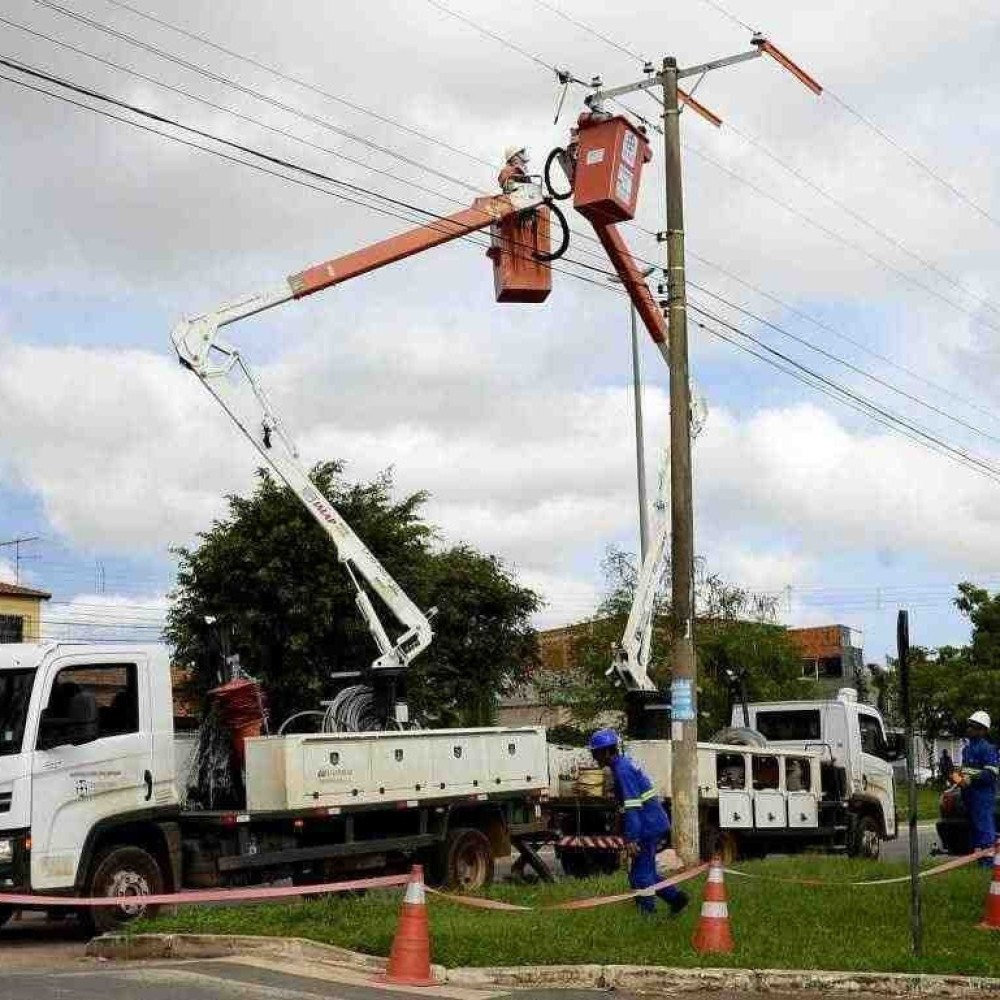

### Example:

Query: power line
xmin=529 ymin=0 xmax=646 ymax=64
xmin=689 ymin=302 xmax=1000 ymax=485
xmin=99 ymin=0 xmax=497 ymax=171
xmin=688 ymin=279 xmax=1000 ymax=447
xmin=684 ymin=140 xmax=1000 ymax=336
xmin=0 ymin=58 xmax=623 ymax=294
xmin=28 ymin=0 xmax=485 ymax=196
xmin=687 ymin=0 xmax=1000 ymax=234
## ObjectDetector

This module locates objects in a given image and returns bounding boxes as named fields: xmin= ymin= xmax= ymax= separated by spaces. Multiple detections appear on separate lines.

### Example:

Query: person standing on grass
xmin=952 ymin=711 xmax=999 ymax=859
xmin=939 ymin=748 xmax=954 ymax=786
xmin=588 ymin=728 xmax=689 ymax=916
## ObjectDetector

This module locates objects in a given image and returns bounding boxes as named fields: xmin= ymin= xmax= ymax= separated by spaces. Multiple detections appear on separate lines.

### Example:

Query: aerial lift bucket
xmin=488 ymin=205 xmax=552 ymax=303
xmin=572 ymin=115 xmax=651 ymax=225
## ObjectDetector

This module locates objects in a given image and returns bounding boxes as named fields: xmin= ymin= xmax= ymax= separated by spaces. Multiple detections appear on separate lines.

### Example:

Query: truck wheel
xmin=558 ymin=850 xmax=592 ymax=879
xmin=700 ymin=824 xmax=741 ymax=864
xmin=442 ymin=828 xmax=494 ymax=891
xmin=0 ymin=906 xmax=13 ymax=929
xmin=84 ymin=845 xmax=164 ymax=935
xmin=848 ymin=815 xmax=881 ymax=860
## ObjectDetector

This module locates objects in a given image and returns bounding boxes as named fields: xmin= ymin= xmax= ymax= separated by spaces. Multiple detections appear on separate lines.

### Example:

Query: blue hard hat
xmin=588 ymin=728 xmax=620 ymax=752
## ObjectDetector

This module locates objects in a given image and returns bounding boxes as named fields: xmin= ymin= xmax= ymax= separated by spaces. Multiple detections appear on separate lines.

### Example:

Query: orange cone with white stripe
xmin=692 ymin=855 xmax=734 ymax=954
xmin=979 ymin=839 xmax=1000 ymax=930
xmin=377 ymin=865 xmax=436 ymax=986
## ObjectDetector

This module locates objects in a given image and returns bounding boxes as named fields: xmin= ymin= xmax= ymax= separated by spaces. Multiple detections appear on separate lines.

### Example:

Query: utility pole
xmin=0 ymin=535 xmax=39 ymax=584
xmin=661 ymin=56 xmax=698 ymax=864
xmin=583 ymin=35 xmax=821 ymax=865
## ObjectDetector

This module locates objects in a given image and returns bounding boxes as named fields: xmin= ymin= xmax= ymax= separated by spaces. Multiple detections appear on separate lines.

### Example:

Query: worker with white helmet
xmin=952 ymin=710 xmax=999 ymax=857
xmin=499 ymin=145 xmax=529 ymax=193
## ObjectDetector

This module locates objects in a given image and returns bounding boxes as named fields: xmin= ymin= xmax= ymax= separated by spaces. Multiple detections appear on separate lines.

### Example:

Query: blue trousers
xmin=629 ymin=838 xmax=683 ymax=914
xmin=965 ymin=786 xmax=997 ymax=851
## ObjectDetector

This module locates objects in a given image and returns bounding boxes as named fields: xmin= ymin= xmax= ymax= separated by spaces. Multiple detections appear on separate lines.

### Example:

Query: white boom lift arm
xmin=171 ymin=323 xmax=434 ymax=677
xmin=608 ymin=458 xmax=669 ymax=693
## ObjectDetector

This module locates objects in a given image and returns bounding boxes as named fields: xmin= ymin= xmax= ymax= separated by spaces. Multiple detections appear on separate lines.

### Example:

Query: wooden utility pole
xmin=583 ymin=35 xmax=821 ymax=866
xmin=661 ymin=57 xmax=699 ymax=864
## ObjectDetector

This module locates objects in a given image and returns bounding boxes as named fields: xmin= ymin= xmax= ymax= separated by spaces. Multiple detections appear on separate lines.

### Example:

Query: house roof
xmin=0 ymin=581 xmax=52 ymax=600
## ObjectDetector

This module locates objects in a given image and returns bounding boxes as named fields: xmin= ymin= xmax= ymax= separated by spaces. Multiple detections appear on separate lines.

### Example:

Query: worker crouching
xmin=589 ymin=728 xmax=689 ymax=916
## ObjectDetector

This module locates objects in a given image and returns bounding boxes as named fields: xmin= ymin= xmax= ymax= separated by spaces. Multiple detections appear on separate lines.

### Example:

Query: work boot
xmin=667 ymin=889 xmax=689 ymax=916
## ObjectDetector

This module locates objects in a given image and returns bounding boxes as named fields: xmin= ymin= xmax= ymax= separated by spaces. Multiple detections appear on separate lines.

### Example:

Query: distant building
xmin=789 ymin=624 xmax=864 ymax=695
xmin=0 ymin=581 xmax=50 ymax=643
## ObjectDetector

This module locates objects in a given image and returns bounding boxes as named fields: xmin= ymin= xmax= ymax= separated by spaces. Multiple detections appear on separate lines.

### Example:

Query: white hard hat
xmin=504 ymin=145 xmax=527 ymax=163
xmin=969 ymin=710 xmax=992 ymax=730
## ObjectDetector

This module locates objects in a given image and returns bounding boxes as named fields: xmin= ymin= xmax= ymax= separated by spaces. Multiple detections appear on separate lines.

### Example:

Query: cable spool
xmin=208 ymin=677 xmax=266 ymax=763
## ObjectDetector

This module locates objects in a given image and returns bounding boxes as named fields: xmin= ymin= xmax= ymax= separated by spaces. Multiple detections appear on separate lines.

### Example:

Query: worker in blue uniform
xmin=589 ymin=728 xmax=689 ymax=915
xmin=953 ymin=710 xmax=999 ymax=860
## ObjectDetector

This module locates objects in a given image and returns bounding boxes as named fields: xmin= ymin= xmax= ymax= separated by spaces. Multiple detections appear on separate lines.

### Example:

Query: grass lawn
xmin=904 ymin=784 xmax=944 ymax=822
xmin=136 ymin=855 xmax=1000 ymax=978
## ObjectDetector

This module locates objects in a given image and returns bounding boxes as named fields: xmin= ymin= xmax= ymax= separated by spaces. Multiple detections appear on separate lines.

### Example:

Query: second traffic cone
xmin=692 ymin=855 xmax=734 ymax=954
xmin=979 ymin=839 xmax=1000 ymax=930
xmin=377 ymin=865 xmax=436 ymax=986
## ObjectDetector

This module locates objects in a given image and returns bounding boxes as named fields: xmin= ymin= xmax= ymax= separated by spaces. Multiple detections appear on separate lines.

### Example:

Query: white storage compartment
xmin=245 ymin=727 xmax=547 ymax=812
xmin=788 ymin=791 xmax=819 ymax=828
xmin=719 ymin=789 xmax=752 ymax=829
xmin=753 ymin=790 xmax=787 ymax=829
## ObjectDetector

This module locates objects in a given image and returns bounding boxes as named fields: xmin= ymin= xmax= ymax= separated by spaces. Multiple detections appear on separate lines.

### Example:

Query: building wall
xmin=0 ymin=595 xmax=43 ymax=642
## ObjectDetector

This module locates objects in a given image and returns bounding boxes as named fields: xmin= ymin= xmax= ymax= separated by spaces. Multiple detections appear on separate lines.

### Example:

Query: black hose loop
xmin=534 ymin=200 xmax=570 ymax=263
xmin=543 ymin=147 xmax=574 ymax=201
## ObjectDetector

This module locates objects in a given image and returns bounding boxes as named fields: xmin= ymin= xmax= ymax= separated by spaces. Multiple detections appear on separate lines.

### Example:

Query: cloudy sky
xmin=1 ymin=0 xmax=999 ymax=661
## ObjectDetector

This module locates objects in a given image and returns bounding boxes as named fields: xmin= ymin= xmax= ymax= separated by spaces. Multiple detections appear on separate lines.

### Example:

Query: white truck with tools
xmin=0 ymin=641 xmax=548 ymax=932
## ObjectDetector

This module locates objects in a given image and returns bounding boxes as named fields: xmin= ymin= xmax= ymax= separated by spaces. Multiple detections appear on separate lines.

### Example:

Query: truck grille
xmin=0 ymin=792 xmax=11 ymax=814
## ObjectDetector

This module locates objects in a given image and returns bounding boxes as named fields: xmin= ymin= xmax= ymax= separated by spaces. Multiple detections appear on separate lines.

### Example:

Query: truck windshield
xmin=0 ymin=669 xmax=35 ymax=757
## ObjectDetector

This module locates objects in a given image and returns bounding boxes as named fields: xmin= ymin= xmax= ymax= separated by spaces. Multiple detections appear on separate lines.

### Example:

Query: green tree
xmin=167 ymin=463 xmax=538 ymax=728
xmin=535 ymin=548 xmax=814 ymax=737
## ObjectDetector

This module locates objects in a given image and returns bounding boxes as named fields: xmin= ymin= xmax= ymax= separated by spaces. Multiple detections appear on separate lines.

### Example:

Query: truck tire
xmin=441 ymin=828 xmax=494 ymax=891
xmin=0 ymin=906 xmax=13 ymax=929
xmin=700 ymin=824 xmax=741 ymax=864
xmin=84 ymin=845 xmax=164 ymax=935
xmin=848 ymin=815 xmax=881 ymax=860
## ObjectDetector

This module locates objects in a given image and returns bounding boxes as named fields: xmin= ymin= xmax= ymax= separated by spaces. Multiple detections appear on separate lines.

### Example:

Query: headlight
xmin=0 ymin=839 xmax=13 ymax=863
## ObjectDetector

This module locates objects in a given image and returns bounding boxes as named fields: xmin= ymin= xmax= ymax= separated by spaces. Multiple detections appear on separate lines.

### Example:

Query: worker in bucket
xmin=952 ymin=711 xmax=999 ymax=860
xmin=588 ymin=728 xmax=689 ymax=916
xmin=499 ymin=145 xmax=529 ymax=193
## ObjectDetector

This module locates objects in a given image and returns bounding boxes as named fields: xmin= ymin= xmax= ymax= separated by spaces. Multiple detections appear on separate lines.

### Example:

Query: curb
xmin=87 ymin=935 xmax=1000 ymax=996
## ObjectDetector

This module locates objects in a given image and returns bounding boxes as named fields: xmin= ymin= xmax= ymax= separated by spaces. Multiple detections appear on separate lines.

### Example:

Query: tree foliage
xmin=535 ymin=547 xmax=815 ymax=738
xmin=167 ymin=462 xmax=539 ymax=728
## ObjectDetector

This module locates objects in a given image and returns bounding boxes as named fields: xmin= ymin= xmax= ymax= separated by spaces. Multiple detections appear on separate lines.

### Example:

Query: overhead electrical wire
xmin=688 ymin=0 xmax=1000 ymax=234
xmin=688 ymin=301 xmax=1000 ymax=485
xmin=519 ymin=0 xmax=1000 ymax=330
xmin=31 ymin=0 xmax=994 ymax=438
xmin=27 ymin=0 xmax=485 ymax=195
xmin=99 ymin=0 xmax=497 ymax=171
xmin=689 ymin=279 xmax=1000 ymax=447
xmin=7 ymin=18 xmax=1000 ymax=495
xmin=0 ymin=58 xmax=623 ymax=295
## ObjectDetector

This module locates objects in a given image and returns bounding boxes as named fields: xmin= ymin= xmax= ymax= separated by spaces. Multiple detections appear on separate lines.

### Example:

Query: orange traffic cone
xmin=692 ymin=855 xmax=734 ymax=954
xmin=979 ymin=839 xmax=1000 ymax=930
xmin=377 ymin=865 xmax=436 ymax=986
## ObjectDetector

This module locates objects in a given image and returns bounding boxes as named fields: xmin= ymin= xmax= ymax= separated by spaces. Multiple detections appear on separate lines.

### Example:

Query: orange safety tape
xmin=427 ymin=863 xmax=709 ymax=912
xmin=724 ymin=847 xmax=992 ymax=888
xmin=0 ymin=871 xmax=410 ymax=908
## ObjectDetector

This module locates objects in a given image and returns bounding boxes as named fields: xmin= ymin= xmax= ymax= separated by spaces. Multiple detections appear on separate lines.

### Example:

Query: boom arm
xmin=608 ymin=453 xmax=670 ymax=693
xmin=170 ymin=186 xmax=544 ymax=678
xmin=176 ymin=333 xmax=434 ymax=676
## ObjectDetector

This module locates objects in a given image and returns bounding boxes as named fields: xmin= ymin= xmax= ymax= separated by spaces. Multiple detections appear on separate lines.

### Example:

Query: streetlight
xmin=609 ymin=266 xmax=657 ymax=562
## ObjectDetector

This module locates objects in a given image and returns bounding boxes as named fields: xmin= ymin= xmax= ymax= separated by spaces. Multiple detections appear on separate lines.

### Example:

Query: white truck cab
xmin=0 ymin=643 xmax=179 ymax=899
xmin=732 ymin=688 xmax=898 ymax=854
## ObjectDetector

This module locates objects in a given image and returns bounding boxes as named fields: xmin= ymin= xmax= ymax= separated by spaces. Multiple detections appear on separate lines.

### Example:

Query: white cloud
xmin=0 ymin=560 xmax=16 ymax=585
